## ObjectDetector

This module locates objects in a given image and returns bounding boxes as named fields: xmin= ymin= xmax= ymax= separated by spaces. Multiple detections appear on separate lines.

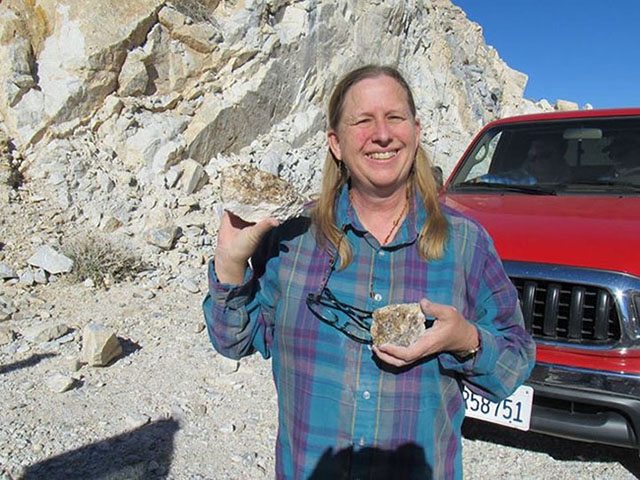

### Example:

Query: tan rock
xmin=81 ymin=322 xmax=123 ymax=367
xmin=371 ymin=303 xmax=426 ymax=347
xmin=556 ymin=99 xmax=580 ymax=112
xmin=0 ymin=326 xmax=16 ymax=345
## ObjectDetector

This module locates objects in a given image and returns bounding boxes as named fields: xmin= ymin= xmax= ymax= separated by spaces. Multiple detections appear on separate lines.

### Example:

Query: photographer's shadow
xmin=21 ymin=418 xmax=179 ymax=479
xmin=309 ymin=442 xmax=432 ymax=480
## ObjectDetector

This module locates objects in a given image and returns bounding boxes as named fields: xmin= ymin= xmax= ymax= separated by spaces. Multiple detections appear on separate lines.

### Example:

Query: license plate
xmin=463 ymin=385 xmax=533 ymax=431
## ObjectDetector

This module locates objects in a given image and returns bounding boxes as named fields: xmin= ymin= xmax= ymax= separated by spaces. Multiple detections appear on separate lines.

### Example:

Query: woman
xmin=205 ymin=65 xmax=535 ymax=479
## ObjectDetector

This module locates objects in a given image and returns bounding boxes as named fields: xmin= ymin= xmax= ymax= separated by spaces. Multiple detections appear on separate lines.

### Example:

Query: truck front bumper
xmin=527 ymin=363 xmax=640 ymax=449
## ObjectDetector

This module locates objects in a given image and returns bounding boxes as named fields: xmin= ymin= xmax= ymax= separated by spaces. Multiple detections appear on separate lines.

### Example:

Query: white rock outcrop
xmin=0 ymin=0 xmax=578 ymax=282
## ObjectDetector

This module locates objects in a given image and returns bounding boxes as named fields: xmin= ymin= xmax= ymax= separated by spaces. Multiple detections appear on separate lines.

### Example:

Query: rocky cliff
xmin=0 ymin=0 xmax=566 ymax=280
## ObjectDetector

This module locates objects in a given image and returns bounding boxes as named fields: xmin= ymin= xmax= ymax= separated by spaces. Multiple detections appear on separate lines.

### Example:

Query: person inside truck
xmin=604 ymin=133 xmax=640 ymax=178
xmin=203 ymin=64 xmax=536 ymax=479
xmin=475 ymin=135 xmax=569 ymax=185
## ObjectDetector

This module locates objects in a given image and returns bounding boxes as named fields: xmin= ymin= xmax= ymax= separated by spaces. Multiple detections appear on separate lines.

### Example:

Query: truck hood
xmin=442 ymin=194 xmax=640 ymax=277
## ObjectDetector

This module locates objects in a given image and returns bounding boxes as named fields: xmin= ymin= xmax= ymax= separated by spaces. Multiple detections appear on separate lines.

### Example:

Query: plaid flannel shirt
xmin=203 ymin=186 xmax=535 ymax=479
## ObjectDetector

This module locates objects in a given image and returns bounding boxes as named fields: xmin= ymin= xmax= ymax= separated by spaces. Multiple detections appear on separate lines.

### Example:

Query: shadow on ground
xmin=21 ymin=418 xmax=180 ymax=479
xmin=308 ymin=443 xmax=431 ymax=479
xmin=120 ymin=337 xmax=142 ymax=358
xmin=463 ymin=418 xmax=640 ymax=477
xmin=0 ymin=353 xmax=57 ymax=375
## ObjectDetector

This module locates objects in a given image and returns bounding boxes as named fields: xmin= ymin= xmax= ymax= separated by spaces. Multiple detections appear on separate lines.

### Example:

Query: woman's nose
xmin=372 ymin=119 xmax=392 ymax=143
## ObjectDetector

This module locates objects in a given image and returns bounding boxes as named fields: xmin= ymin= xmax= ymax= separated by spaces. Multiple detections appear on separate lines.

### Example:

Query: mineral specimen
xmin=371 ymin=303 xmax=426 ymax=347
xmin=219 ymin=164 xmax=306 ymax=223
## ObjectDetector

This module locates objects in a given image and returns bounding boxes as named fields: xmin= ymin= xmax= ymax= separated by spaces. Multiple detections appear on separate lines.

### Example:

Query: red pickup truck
xmin=441 ymin=108 xmax=640 ymax=449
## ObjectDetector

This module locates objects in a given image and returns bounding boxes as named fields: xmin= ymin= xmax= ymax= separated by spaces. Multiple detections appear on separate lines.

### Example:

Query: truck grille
xmin=510 ymin=277 xmax=621 ymax=344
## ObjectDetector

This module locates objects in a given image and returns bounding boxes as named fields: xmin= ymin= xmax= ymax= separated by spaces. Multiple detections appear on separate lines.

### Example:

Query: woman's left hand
xmin=372 ymin=298 xmax=479 ymax=367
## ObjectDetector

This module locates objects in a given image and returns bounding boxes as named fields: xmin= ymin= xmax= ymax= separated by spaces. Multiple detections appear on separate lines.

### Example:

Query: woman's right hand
xmin=214 ymin=211 xmax=279 ymax=284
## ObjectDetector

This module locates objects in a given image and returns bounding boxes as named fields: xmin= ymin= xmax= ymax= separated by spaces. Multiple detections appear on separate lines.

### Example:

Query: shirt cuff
xmin=207 ymin=259 xmax=255 ymax=309
xmin=439 ymin=325 xmax=498 ymax=374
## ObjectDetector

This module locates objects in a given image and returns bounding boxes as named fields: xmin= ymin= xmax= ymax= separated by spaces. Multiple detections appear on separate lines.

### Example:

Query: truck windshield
xmin=447 ymin=117 xmax=640 ymax=194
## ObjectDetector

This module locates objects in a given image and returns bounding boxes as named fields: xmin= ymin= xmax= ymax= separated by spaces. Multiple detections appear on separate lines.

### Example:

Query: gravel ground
xmin=1 ymin=183 xmax=638 ymax=480
xmin=1 ymin=278 xmax=639 ymax=479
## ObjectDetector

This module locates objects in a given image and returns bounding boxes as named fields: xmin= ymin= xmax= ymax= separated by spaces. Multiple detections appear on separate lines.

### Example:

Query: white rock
xmin=165 ymin=165 xmax=183 ymax=188
xmin=118 ymin=48 xmax=149 ymax=97
xmin=144 ymin=226 xmax=180 ymax=250
xmin=218 ymin=423 xmax=235 ymax=434
xmin=33 ymin=269 xmax=48 ymax=285
xmin=18 ymin=270 xmax=35 ymax=286
xmin=274 ymin=5 xmax=309 ymax=45
xmin=556 ymin=99 xmax=580 ymax=112
xmin=220 ymin=164 xmax=306 ymax=223
xmin=0 ymin=262 xmax=17 ymax=279
xmin=125 ymin=413 xmax=151 ymax=429
xmin=27 ymin=245 xmax=73 ymax=275
xmin=180 ymin=159 xmax=209 ymax=194
xmin=23 ymin=323 xmax=71 ymax=344
xmin=215 ymin=355 xmax=240 ymax=375
xmin=181 ymin=277 xmax=200 ymax=294
xmin=96 ymin=171 xmax=115 ymax=192
xmin=81 ymin=322 xmax=123 ymax=367
xmin=46 ymin=374 xmax=75 ymax=393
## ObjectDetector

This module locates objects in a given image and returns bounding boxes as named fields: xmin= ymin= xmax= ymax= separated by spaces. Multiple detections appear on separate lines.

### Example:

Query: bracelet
xmin=454 ymin=345 xmax=479 ymax=362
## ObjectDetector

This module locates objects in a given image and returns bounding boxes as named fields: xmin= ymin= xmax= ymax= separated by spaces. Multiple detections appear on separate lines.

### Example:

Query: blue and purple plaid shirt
xmin=204 ymin=186 xmax=535 ymax=479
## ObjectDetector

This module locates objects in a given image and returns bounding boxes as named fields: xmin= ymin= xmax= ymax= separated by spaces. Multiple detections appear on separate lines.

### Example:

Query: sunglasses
xmin=306 ymin=287 xmax=374 ymax=344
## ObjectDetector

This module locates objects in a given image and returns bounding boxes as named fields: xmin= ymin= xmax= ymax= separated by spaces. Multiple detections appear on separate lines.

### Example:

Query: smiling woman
xmin=327 ymin=76 xmax=420 ymax=196
xmin=203 ymin=64 xmax=536 ymax=479
xmin=314 ymin=65 xmax=447 ymax=267
xmin=326 ymin=75 xmax=419 ymax=245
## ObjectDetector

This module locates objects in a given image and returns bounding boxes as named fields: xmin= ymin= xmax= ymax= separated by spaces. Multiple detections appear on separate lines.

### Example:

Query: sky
xmin=451 ymin=0 xmax=640 ymax=109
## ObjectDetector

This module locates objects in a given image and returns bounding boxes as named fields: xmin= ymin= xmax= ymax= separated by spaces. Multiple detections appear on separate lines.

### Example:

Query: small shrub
xmin=63 ymin=235 xmax=147 ymax=288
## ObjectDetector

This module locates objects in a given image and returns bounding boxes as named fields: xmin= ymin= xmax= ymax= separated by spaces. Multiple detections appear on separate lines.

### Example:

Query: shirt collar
xmin=334 ymin=184 xmax=422 ymax=248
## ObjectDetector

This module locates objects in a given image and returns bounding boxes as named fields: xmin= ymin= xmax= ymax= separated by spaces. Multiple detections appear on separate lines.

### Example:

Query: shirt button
xmin=358 ymin=437 xmax=366 ymax=446
xmin=378 ymin=250 xmax=385 ymax=257
xmin=373 ymin=293 xmax=382 ymax=302
xmin=362 ymin=390 xmax=371 ymax=400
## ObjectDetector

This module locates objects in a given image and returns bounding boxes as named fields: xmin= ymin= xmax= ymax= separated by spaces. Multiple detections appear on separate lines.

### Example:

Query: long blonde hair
xmin=311 ymin=65 xmax=448 ymax=269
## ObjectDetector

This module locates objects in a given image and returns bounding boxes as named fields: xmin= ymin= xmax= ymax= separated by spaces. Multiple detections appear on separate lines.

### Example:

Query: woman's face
xmin=327 ymin=75 xmax=420 ymax=197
